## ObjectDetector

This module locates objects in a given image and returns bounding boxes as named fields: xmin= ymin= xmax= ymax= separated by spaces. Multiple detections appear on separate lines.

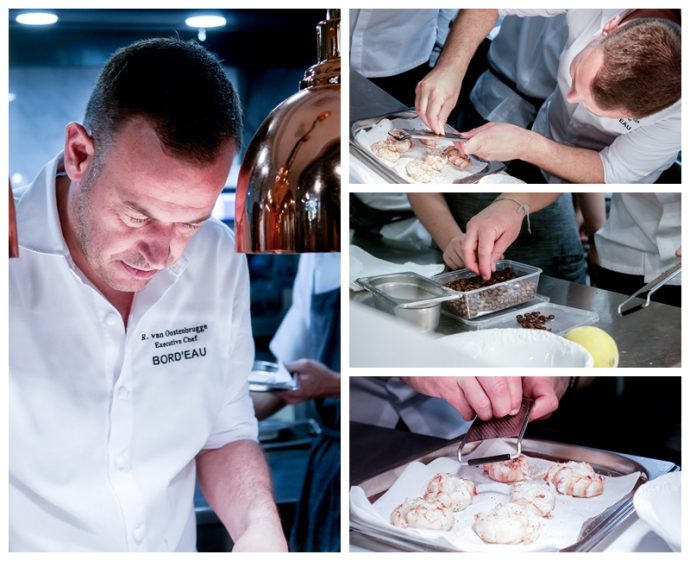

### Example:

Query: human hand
xmin=675 ymin=246 xmax=681 ymax=258
xmin=522 ymin=377 xmax=569 ymax=421
xmin=232 ymin=521 xmax=288 ymax=552
xmin=461 ymin=199 xmax=523 ymax=279
xmin=404 ymin=376 xmax=523 ymax=421
xmin=276 ymin=358 xmax=340 ymax=404
xmin=442 ymin=234 xmax=467 ymax=270
xmin=461 ymin=122 xmax=530 ymax=162
xmin=415 ymin=67 xmax=463 ymax=135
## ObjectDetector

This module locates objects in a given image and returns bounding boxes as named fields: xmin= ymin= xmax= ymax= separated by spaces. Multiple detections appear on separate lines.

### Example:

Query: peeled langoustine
xmin=544 ymin=461 xmax=605 ymax=498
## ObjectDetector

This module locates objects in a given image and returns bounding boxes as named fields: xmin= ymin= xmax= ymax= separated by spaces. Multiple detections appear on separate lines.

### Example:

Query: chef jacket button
xmin=133 ymin=524 xmax=145 ymax=543
xmin=105 ymin=313 xmax=118 ymax=327
xmin=118 ymin=386 xmax=130 ymax=400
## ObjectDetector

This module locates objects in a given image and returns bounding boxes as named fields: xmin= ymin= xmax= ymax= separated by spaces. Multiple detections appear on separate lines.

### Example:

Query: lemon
xmin=564 ymin=326 xmax=619 ymax=367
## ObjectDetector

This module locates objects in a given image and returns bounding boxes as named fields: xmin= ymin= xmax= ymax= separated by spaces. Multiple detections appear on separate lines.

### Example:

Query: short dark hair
xmin=592 ymin=18 xmax=681 ymax=119
xmin=84 ymin=38 xmax=242 ymax=164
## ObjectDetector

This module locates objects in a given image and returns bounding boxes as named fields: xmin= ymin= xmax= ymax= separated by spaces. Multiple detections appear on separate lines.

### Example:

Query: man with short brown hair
xmin=416 ymin=9 xmax=681 ymax=183
xmin=592 ymin=18 xmax=680 ymax=118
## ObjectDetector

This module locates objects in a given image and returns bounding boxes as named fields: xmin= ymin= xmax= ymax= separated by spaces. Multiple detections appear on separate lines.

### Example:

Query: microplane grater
xmin=457 ymin=397 xmax=533 ymax=466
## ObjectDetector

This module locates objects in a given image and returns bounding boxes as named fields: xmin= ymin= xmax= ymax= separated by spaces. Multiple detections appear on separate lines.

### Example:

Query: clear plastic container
xmin=469 ymin=302 xmax=600 ymax=336
xmin=433 ymin=260 xmax=542 ymax=319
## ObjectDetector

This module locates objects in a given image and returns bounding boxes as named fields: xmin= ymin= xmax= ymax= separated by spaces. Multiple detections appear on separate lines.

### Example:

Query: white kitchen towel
xmin=350 ymin=244 xmax=445 ymax=290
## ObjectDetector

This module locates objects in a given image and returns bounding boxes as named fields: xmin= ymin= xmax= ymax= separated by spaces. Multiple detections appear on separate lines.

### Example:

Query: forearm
xmin=407 ymin=193 xmax=463 ymax=250
xmin=493 ymin=192 xmax=561 ymax=214
xmin=196 ymin=440 xmax=285 ymax=548
xmin=251 ymin=393 xmax=286 ymax=421
xmin=519 ymin=130 xmax=605 ymax=183
xmin=434 ymin=9 xmax=499 ymax=77
xmin=574 ymin=193 xmax=606 ymax=236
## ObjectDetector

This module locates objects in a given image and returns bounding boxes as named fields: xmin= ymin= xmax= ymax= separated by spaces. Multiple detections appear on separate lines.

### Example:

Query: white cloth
xmin=350 ymin=9 xmax=441 ymax=77
xmin=502 ymin=9 xmax=681 ymax=183
xmin=9 ymin=155 xmax=257 ymax=551
xmin=349 ymin=377 xmax=471 ymax=440
xmin=270 ymin=253 xmax=341 ymax=363
xmin=594 ymin=193 xmax=681 ymax=284
xmin=470 ymin=14 xmax=568 ymax=127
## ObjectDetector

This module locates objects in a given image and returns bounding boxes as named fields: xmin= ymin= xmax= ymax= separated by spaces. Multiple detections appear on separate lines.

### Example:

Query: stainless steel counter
xmin=350 ymin=238 xmax=681 ymax=367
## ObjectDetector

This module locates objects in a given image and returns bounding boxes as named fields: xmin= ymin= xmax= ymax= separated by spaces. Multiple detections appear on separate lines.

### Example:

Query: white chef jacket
xmin=594 ymin=193 xmax=681 ymax=284
xmin=270 ymin=253 xmax=341 ymax=363
xmin=504 ymin=9 xmax=681 ymax=183
xmin=9 ymin=155 xmax=258 ymax=551
xmin=349 ymin=377 xmax=471 ymax=440
xmin=350 ymin=9 xmax=442 ymax=77
xmin=470 ymin=14 xmax=567 ymax=127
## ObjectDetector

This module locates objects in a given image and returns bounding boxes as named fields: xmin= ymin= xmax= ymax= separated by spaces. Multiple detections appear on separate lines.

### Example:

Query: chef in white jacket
xmin=468 ymin=14 xmax=568 ymax=129
xmin=9 ymin=38 xmax=285 ymax=552
xmin=592 ymin=193 xmax=681 ymax=306
xmin=416 ymin=9 xmax=680 ymax=183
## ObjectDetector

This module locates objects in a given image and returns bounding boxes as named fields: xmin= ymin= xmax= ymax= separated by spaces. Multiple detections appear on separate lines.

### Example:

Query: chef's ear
xmin=602 ymin=15 xmax=622 ymax=36
xmin=64 ymin=122 xmax=96 ymax=182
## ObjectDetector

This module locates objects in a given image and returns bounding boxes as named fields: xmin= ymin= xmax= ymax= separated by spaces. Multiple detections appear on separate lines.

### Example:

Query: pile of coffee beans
xmin=444 ymin=268 xmax=518 ymax=292
xmin=516 ymin=311 xmax=555 ymax=330
xmin=442 ymin=267 xmax=538 ymax=319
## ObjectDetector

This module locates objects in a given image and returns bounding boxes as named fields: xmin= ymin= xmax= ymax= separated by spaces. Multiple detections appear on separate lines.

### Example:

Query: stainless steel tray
xmin=350 ymin=109 xmax=505 ymax=184
xmin=351 ymin=438 xmax=653 ymax=552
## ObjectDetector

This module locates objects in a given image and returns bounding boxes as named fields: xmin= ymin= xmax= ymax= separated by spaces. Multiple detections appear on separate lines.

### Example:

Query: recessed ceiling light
xmin=185 ymin=15 xmax=226 ymax=29
xmin=16 ymin=12 xmax=58 ymax=26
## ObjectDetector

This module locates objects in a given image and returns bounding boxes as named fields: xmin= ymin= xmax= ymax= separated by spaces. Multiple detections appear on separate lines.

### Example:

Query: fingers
xmin=460 ymin=227 xmax=480 ymax=275
xmin=477 ymin=377 xmax=523 ymax=418
xmin=524 ymin=377 xmax=562 ymax=421
xmin=454 ymin=377 xmax=492 ymax=421
xmin=443 ymin=249 xmax=464 ymax=270
xmin=443 ymin=238 xmax=466 ymax=270
xmin=453 ymin=377 xmax=523 ymax=421
xmin=426 ymin=94 xmax=449 ymax=135
xmin=415 ymin=82 xmax=431 ymax=131
xmin=476 ymin=222 xmax=498 ymax=280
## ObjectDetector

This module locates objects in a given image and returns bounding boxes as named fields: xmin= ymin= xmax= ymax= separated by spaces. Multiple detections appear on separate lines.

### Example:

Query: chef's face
xmin=68 ymin=117 xmax=234 ymax=293
xmin=566 ymin=42 xmax=632 ymax=120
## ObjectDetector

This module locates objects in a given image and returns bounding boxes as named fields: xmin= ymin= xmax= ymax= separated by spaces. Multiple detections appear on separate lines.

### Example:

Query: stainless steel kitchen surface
xmin=350 ymin=236 xmax=681 ymax=367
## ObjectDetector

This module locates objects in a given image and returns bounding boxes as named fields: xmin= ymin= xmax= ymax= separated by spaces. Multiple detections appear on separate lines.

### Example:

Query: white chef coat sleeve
xmin=599 ymin=116 xmax=681 ymax=183
xmin=498 ymin=9 xmax=565 ymax=18
xmin=269 ymin=255 xmax=313 ymax=363
xmin=204 ymin=253 xmax=258 ymax=449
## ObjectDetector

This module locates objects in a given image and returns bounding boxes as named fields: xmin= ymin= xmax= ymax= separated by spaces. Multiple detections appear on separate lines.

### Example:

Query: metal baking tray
xmin=350 ymin=109 xmax=505 ymax=184
xmin=351 ymin=438 xmax=653 ymax=552
xmin=248 ymin=360 xmax=299 ymax=392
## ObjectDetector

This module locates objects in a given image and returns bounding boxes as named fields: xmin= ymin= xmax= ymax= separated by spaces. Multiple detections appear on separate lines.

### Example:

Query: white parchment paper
xmin=354 ymin=118 xmax=486 ymax=183
xmin=349 ymin=245 xmax=444 ymax=291
xmin=350 ymin=456 xmax=641 ymax=551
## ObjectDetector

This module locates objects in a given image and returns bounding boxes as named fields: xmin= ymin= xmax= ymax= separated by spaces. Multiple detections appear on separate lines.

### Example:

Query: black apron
xmin=289 ymin=285 xmax=340 ymax=552
xmin=444 ymin=193 xmax=586 ymax=283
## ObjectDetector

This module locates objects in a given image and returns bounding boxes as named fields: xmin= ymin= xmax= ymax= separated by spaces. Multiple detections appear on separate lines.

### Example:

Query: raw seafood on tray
xmin=353 ymin=116 xmax=488 ymax=184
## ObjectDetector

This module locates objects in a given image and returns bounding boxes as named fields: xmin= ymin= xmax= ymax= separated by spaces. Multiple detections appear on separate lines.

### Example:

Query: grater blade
xmin=457 ymin=397 xmax=533 ymax=466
